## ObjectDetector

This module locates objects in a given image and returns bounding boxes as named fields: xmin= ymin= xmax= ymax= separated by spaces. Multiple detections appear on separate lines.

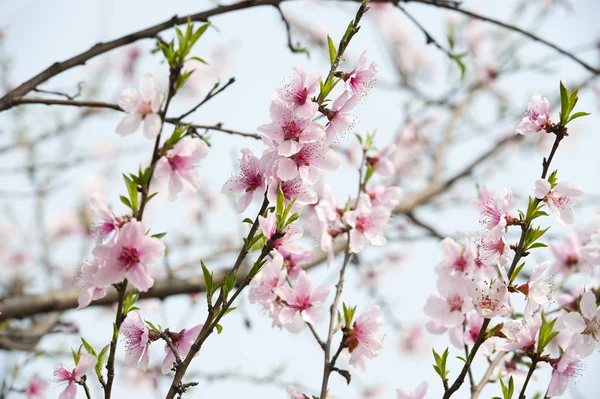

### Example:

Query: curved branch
xmin=405 ymin=0 xmax=599 ymax=74
xmin=0 ymin=0 xmax=284 ymax=112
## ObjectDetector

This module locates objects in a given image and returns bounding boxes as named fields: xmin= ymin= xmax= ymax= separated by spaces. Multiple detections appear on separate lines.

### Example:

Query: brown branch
xmin=275 ymin=5 xmax=306 ymax=54
xmin=319 ymin=238 xmax=352 ymax=399
xmin=175 ymin=77 xmax=236 ymax=121
xmin=3 ymin=96 xmax=259 ymax=140
xmin=0 ymin=0 xmax=286 ymax=112
xmin=471 ymin=351 xmax=506 ymax=399
xmin=396 ymin=4 xmax=455 ymax=61
xmin=0 ymin=0 xmax=597 ymax=114
xmin=402 ymin=0 xmax=599 ymax=74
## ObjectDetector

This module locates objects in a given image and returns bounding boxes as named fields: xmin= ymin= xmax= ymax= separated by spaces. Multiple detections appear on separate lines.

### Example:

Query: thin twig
xmin=471 ymin=351 xmax=506 ymax=399
xmin=161 ymin=329 xmax=183 ymax=368
xmin=275 ymin=5 xmax=305 ymax=54
xmin=396 ymin=4 xmax=456 ymax=61
xmin=175 ymin=77 xmax=236 ymax=121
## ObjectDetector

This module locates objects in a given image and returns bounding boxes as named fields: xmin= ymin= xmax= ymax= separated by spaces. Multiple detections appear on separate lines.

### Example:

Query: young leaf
xmin=327 ymin=35 xmax=337 ymax=65
xmin=81 ymin=338 xmax=97 ymax=357
xmin=95 ymin=344 xmax=109 ymax=377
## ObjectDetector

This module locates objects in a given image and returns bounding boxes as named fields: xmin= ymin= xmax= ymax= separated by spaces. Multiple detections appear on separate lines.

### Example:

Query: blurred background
xmin=0 ymin=0 xmax=599 ymax=398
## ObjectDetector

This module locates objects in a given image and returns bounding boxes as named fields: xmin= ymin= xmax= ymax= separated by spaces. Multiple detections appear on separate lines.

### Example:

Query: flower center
xmin=119 ymin=246 xmax=140 ymax=268
xmin=282 ymin=121 xmax=302 ymax=141
xmin=447 ymin=294 xmax=464 ymax=312
xmin=355 ymin=216 xmax=370 ymax=233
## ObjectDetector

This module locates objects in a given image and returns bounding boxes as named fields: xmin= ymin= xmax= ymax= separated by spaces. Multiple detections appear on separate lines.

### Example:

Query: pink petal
xmin=116 ymin=114 xmax=142 ymax=136
xmin=143 ymin=113 xmax=162 ymax=139
xmin=126 ymin=264 xmax=154 ymax=292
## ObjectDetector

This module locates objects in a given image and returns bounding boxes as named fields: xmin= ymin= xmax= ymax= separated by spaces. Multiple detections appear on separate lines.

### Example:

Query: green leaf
xmin=342 ymin=20 xmax=355 ymax=42
xmin=215 ymin=324 xmax=223 ymax=334
xmin=567 ymin=111 xmax=590 ymax=123
xmin=120 ymin=195 xmax=132 ymax=209
xmin=242 ymin=218 xmax=254 ymax=224
xmin=151 ymin=232 xmax=167 ymax=239
xmin=510 ymin=262 xmax=525 ymax=284
xmin=485 ymin=323 xmax=503 ymax=340
xmin=527 ymin=242 xmax=548 ymax=250
xmin=201 ymin=261 xmax=214 ymax=301
xmin=95 ymin=344 xmax=109 ymax=377
xmin=176 ymin=69 xmax=195 ymax=90
xmin=223 ymin=307 xmax=237 ymax=317
xmin=81 ymin=337 xmax=97 ymax=357
xmin=145 ymin=319 xmax=160 ymax=333
xmin=188 ymin=56 xmax=208 ymax=65
xmin=123 ymin=174 xmax=139 ymax=212
xmin=452 ymin=53 xmax=467 ymax=79
xmin=72 ymin=346 xmax=82 ymax=365
xmin=559 ymin=81 xmax=569 ymax=124
xmin=455 ymin=356 xmax=466 ymax=363
xmin=276 ymin=186 xmax=285 ymax=220
xmin=327 ymin=35 xmax=337 ymax=65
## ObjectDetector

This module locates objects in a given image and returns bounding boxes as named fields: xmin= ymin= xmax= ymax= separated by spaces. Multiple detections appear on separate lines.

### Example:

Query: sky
xmin=0 ymin=0 xmax=599 ymax=398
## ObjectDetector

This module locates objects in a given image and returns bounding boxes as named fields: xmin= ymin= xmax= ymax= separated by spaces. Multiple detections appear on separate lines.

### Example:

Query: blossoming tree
xmin=0 ymin=1 xmax=599 ymax=399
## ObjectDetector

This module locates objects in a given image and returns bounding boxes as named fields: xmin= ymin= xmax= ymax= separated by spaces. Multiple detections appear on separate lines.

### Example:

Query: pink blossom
xmin=581 ymin=233 xmax=600 ymax=266
xmin=161 ymin=324 xmax=203 ymax=374
xmin=468 ymin=276 xmax=512 ymax=318
xmin=154 ymin=137 xmax=209 ymax=201
xmin=267 ymin=176 xmax=318 ymax=206
xmin=276 ymin=142 xmax=340 ymax=184
xmin=348 ymin=306 xmax=384 ymax=371
xmin=275 ymin=65 xmax=320 ymax=119
xmin=53 ymin=354 xmax=96 ymax=399
xmin=249 ymin=252 xmax=287 ymax=308
xmin=534 ymin=179 xmax=585 ymax=225
xmin=435 ymin=237 xmax=477 ymax=276
xmin=395 ymin=381 xmax=428 ymax=399
xmin=324 ymin=91 xmax=360 ymax=139
xmin=449 ymin=312 xmax=486 ymax=348
xmin=398 ymin=325 xmax=429 ymax=355
xmin=280 ymin=249 xmax=311 ymax=278
xmin=287 ymin=386 xmax=309 ymax=399
xmin=26 ymin=374 xmax=47 ymax=399
xmin=515 ymin=95 xmax=550 ymax=135
xmin=77 ymin=257 xmax=107 ymax=309
xmin=94 ymin=219 xmax=165 ymax=292
xmin=313 ymin=204 xmax=342 ymax=265
xmin=499 ymin=315 xmax=541 ymax=352
xmin=550 ymin=235 xmax=584 ymax=274
xmin=258 ymin=100 xmax=325 ymax=156
xmin=478 ymin=232 xmax=511 ymax=268
xmin=424 ymin=275 xmax=472 ymax=328
xmin=116 ymin=72 xmax=164 ymax=139
xmin=344 ymin=51 xmax=378 ymax=97
xmin=522 ymin=261 xmax=554 ymax=321
xmin=89 ymin=194 xmax=119 ymax=244
xmin=275 ymin=270 xmax=330 ymax=332
xmin=221 ymin=148 xmax=268 ymax=213
xmin=259 ymin=212 xmax=305 ymax=254
xmin=367 ymin=184 xmax=402 ymax=208
xmin=344 ymin=194 xmax=391 ymax=253
xmin=367 ymin=144 xmax=396 ymax=176
xmin=120 ymin=311 xmax=152 ymax=370
xmin=562 ymin=290 xmax=600 ymax=358
xmin=547 ymin=335 xmax=585 ymax=397
xmin=479 ymin=189 xmax=512 ymax=236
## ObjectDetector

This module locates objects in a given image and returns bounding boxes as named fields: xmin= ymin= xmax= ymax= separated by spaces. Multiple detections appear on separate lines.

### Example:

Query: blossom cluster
xmin=52 ymin=72 xmax=215 ymax=398
xmin=228 ymin=56 xmax=399 ymax=374
xmin=420 ymin=95 xmax=596 ymax=397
